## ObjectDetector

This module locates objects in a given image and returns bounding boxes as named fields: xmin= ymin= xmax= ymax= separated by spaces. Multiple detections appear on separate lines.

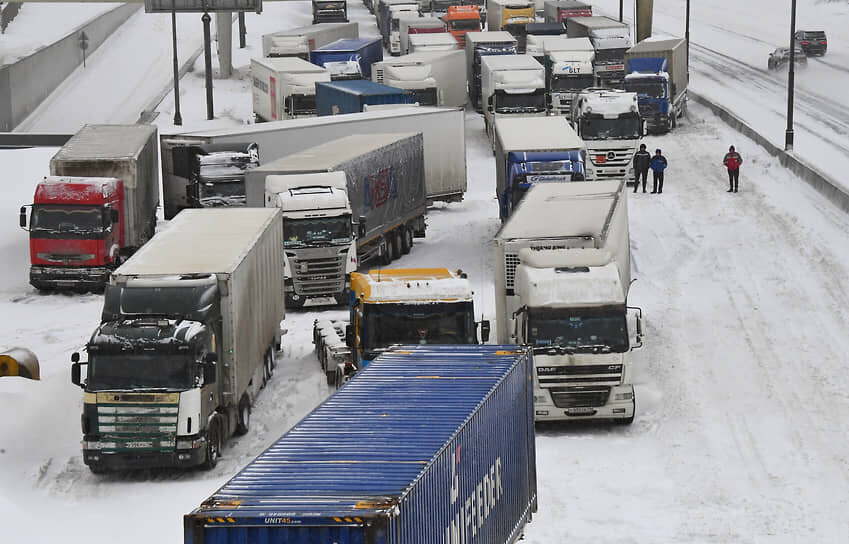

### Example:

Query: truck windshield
xmin=284 ymin=216 xmax=351 ymax=247
xmin=363 ymin=301 xmax=475 ymax=348
xmin=30 ymin=205 xmax=108 ymax=236
xmin=199 ymin=178 xmax=246 ymax=207
xmin=551 ymin=74 xmax=595 ymax=92
xmin=410 ymin=87 xmax=438 ymax=106
xmin=494 ymin=89 xmax=547 ymax=114
xmin=290 ymin=93 xmax=317 ymax=116
xmin=88 ymin=353 xmax=194 ymax=391
xmin=580 ymin=114 xmax=642 ymax=140
xmin=527 ymin=307 xmax=628 ymax=353
xmin=594 ymin=48 xmax=627 ymax=64
xmin=450 ymin=20 xmax=481 ymax=31
xmin=624 ymin=79 xmax=666 ymax=98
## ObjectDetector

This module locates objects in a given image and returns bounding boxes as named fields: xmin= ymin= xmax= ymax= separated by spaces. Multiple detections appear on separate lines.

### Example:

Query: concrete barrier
xmin=0 ymin=3 xmax=140 ymax=131
xmin=691 ymin=90 xmax=849 ymax=215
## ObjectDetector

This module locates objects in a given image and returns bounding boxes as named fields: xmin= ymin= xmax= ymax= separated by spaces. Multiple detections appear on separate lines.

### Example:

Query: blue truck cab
xmin=623 ymin=37 xmax=688 ymax=133
xmin=503 ymin=150 xmax=585 ymax=219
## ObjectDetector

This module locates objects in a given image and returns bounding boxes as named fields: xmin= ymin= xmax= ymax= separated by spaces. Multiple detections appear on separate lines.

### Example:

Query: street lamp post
xmin=685 ymin=0 xmax=690 ymax=80
xmin=785 ymin=0 xmax=797 ymax=151
xmin=171 ymin=6 xmax=182 ymax=126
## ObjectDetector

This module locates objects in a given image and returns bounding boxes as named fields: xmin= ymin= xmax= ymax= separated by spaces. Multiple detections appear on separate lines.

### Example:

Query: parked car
xmin=768 ymin=46 xmax=807 ymax=70
xmin=794 ymin=30 xmax=827 ymax=56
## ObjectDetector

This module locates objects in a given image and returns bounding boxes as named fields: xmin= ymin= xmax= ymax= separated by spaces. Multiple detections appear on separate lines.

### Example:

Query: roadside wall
xmin=0 ymin=3 xmax=140 ymax=131
xmin=691 ymin=91 xmax=849 ymax=215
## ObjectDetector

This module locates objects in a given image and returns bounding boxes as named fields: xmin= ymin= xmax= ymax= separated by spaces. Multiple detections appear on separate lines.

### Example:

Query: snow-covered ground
xmin=3 ymin=1 xmax=849 ymax=542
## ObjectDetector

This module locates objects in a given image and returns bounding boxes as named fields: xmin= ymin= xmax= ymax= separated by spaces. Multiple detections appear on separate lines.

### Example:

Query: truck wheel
xmin=380 ymin=240 xmax=393 ymax=265
xmin=401 ymin=227 xmax=412 ymax=254
xmin=235 ymin=396 xmax=251 ymax=435
xmin=391 ymin=230 xmax=403 ymax=260
xmin=265 ymin=348 xmax=275 ymax=380
xmin=326 ymin=369 xmax=336 ymax=386
xmin=202 ymin=422 xmax=220 ymax=470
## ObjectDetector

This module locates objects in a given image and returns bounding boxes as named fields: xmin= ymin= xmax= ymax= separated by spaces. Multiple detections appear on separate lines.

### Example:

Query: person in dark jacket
xmin=723 ymin=145 xmax=743 ymax=192
xmin=650 ymin=148 xmax=668 ymax=193
xmin=632 ymin=143 xmax=651 ymax=193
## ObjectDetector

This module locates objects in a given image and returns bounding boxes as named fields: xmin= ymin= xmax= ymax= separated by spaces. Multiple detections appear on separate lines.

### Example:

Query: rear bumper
xmin=30 ymin=265 xmax=109 ymax=291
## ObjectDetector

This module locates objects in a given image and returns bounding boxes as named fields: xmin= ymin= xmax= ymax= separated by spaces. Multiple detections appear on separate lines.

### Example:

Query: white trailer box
xmin=399 ymin=14 xmax=447 ymax=55
xmin=481 ymin=54 xmax=547 ymax=144
xmin=372 ymin=50 xmax=467 ymax=107
xmin=262 ymin=22 xmax=359 ymax=58
xmin=161 ymin=107 xmax=467 ymax=217
xmin=493 ymin=180 xmax=642 ymax=423
xmin=251 ymin=57 xmax=331 ymax=122
xmin=408 ymin=32 xmax=460 ymax=53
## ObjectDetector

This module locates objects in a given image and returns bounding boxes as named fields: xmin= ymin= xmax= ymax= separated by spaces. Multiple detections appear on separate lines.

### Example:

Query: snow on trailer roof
xmin=312 ymin=37 xmax=382 ymax=51
xmin=252 ymin=132 xmax=419 ymax=174
xmin=465 ymin=31 xmax=518 ymax=45
xmin=113 ymin=208 xmax=280 ymax=277
xmin=50 ymin=124 xmax=156 ymax=161
xmin=516 ymin=259 xmax=624 ymax=306
xmin=186 ymin=345 xmax=529 ymax=519
xmin=496 ymin=181 xmax=624 ymax=241
xmin=481 ymin=54 xmax=543 ymax=70
xmin=352 ymin=268 xmax=474 ymax=303
xmin=544 ymin=36 xmax=594 ymax=53
xmin=495 ymin=116 xmax=584 ymax=152
xmin=627 ymin=37 xmax=685 ymax=54
xmin=251 ymin=56 xmax=328 ymax=73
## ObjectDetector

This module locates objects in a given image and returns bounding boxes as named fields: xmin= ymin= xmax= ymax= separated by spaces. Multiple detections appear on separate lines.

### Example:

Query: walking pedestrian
xmin=723 ymin=145 xmax=743 ymax=192
xmin=632 ymin=143 xmax=651 ymax=193
xmin=650 ymin=148 xmax=668 ymax=194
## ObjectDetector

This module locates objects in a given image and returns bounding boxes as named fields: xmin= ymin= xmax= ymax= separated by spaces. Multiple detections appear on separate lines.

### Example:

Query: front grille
xmin=550 ymin=386 xmax=611 ymax=408
xmin=292 ymin=255 xmax=346 ymax=295
xmin=537 ymin=364 xmax=624 ymax=386
xmin=96 ymin=402 xmax=178 ymax=452
xmin=504 ymin=252 xmax=520 ymax=291
xmin=639 ymin=102 xmax=660 ymax=115
xmin=589 ymin=148 xmax=633 ymax=168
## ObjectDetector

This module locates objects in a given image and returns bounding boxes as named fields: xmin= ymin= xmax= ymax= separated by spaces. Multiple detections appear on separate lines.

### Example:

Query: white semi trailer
xmin=494 ymin=181 xmax=643 ymax=423
xmin=372 ymin=50 xmax=467 ymax=107
xmin=71 ymin=208 xmax=285 ymax=472
xmin=251 ymin=57 xmax=331 ymax=122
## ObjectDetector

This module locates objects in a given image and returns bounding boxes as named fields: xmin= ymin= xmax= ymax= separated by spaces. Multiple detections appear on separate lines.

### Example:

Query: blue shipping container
xmin=184 ymin=345 xmax=537 ymax=544
xmin=310 ymin=37 xmax=384 ymax=79
xmin=315 ymin=80 xmax=415 ymax=116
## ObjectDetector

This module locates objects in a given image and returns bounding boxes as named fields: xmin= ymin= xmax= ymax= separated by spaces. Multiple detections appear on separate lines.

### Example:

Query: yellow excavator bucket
xmin=0 ymin=348 xmax=40 ymax=380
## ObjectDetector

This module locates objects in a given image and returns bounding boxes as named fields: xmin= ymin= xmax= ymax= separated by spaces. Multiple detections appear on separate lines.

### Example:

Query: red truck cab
xmin=21 ymin=176 xmax=123 ymax=291
xmin=442 ymin=5 xmax=482 ymax=48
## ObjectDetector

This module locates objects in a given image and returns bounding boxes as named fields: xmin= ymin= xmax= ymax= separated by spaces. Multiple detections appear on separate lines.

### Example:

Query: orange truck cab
xmin=442 ymin=5 xmax=482 ymax=48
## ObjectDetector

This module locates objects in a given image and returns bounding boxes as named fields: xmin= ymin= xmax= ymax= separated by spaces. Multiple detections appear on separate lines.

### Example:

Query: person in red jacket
xmin=723 ymin=145 xmax=743 ymax=192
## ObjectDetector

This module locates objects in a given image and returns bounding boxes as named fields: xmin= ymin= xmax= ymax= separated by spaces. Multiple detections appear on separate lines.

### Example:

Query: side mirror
xmin=71 ymin=361 xmax=85 ymax=388
xmin=479 ymin=320 xmax=491 ymax=344
xmin=204 ymin=352 xmax=218 ymax=364
xmin=357 ymin=216 xmax=366 ymax=239
xmin=627 ymin=307 xmax=644 ymax=349
xmin=345 ymin=324 xmax=354 ymax=348
xmin=110 ymin=208 xmax=119 ymax=223
xmin=487 ymin=105 xmax=494 ymax=113
xmin=203 ymin=359 xmax=217 ymax=384
xmin=71 ymin=352 xmax=80 ymax=363
xmin=19 ymin=206 xmax=27 ymax=229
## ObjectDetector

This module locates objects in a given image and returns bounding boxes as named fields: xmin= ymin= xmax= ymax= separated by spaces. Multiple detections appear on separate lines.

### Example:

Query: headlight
xmin=614 ymin=392 xmax=634 ymax=401
xmin=176 ymin=438 xmax=204 ymax=449
xmin=533 ymin=395 xmax=547 ymax=403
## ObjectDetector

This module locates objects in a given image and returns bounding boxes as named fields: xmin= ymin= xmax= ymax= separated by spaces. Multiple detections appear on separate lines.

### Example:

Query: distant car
xmin=768 ymin=46 xmax=807 ymax=70
xmin=794 ymin=30 xmax=827 ymax=56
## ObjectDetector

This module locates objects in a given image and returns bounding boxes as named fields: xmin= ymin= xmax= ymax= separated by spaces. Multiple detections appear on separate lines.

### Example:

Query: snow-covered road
xmin=3 ymin=0 xmax=849 ymax=541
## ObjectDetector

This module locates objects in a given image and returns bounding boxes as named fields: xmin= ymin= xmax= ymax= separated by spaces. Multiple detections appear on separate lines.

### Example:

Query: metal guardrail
xmin=690 ymin=91 xmax=849 ymax=215
xmin=0 ymin=133 xmax=74 ymax=148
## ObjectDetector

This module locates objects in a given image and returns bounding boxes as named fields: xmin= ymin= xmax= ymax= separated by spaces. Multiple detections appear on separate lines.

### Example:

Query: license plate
xmin=125 ymin=441 xmax=153 ymax=449
xmin=566 ymin=407 xmax=596 ymax=415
